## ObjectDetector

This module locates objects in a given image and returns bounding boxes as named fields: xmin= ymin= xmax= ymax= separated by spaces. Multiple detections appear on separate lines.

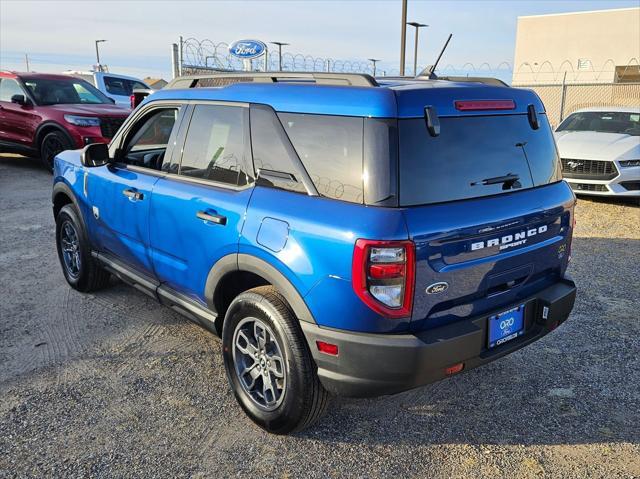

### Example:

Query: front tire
xmin=40 ymin=131 xmax=72 ymax=172
xmin=222 ymin=286 xmax=329 ymax=434
xmin=55 ymin=204 xmax=110 ymax=292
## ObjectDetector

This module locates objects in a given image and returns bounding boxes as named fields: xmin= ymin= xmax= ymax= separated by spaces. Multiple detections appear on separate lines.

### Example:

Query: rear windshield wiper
xmin=470 ymin=173 xmax=521 ymax=190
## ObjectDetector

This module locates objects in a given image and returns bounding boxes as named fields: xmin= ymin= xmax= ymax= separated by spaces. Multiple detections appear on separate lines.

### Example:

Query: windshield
xmin=399 ymin=114 xmax=561 ymax=206
xmin=23 ymin=78 xmax=112 ymax=105
xmin=556 ymin=111 xmax=640 ymax=136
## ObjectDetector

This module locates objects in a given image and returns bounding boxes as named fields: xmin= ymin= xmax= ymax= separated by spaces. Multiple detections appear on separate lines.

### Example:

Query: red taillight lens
xmin=445 ymin=362 xmax=464 ymax=375
xmin=352 ymin=239 xmax=415 ymax=318
xmin=130 ymin=94 xmax=136 ymax=109
xmin=454 ymin=100 xmax=515 ymax=111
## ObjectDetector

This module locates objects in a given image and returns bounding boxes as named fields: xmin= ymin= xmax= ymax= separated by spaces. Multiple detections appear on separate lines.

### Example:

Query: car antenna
xmin=421 ymin=34 xmax=453 ymax=79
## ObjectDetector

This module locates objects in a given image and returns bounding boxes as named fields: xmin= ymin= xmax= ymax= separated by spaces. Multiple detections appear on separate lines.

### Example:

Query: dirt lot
xmin=1 ymin=154 xmax=639 ymax=478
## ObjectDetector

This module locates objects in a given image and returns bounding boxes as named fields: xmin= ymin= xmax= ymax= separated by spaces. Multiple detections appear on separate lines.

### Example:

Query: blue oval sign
xmin=228 ymin=40 xmax=266 ymax=60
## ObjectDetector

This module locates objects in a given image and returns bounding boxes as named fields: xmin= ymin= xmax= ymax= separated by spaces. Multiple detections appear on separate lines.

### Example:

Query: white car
xmin=554 ymin=107 xmax=640 ymax=204
xmin=63 ymin=71 xmax=150 ymax=107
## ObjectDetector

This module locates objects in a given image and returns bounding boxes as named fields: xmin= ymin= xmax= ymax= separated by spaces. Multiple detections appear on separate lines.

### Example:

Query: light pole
xmin=95 ymin=39 xmax=107 ymax=71
xmin=400 ymin=0 xmax=407 ymax=76
xmin=368 ymin=58 xmax=380 ymax=77
xmin=270 ymin=41 xmax=289 ymax=71
xmin=407 ymin=22 xmax=428 ymax=77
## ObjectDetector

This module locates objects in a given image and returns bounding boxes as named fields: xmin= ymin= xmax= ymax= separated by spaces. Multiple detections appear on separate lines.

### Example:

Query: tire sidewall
xmin=55 ymin=204 xmax=92 ymax=289
xmin=222 ymin=294 xmax=311 ymax=434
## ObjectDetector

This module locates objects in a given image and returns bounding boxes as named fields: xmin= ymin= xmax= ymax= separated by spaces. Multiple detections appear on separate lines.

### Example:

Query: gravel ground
xmin=1 ymin=154 xmax=639 ymax=478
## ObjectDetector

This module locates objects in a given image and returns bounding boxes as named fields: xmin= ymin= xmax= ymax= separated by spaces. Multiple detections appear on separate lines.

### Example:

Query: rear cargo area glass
xmin=399 ymin=114 xmax=561 ymax=206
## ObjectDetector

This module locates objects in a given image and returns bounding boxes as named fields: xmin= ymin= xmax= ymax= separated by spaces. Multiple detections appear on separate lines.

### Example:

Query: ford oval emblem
xmin=228 ymin=39 xmax=267 ymax=60
xmin=426 ymin=282 xmax=449 ymax=295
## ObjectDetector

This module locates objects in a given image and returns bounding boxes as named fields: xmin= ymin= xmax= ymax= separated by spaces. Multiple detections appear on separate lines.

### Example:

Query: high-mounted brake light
xmin=130 ymin=94 xmax=136 ymax=109
xmin=454 ymin=100 xmax=516 ymax=111
xmin=352 ymin=239 xmax=415 ymax=318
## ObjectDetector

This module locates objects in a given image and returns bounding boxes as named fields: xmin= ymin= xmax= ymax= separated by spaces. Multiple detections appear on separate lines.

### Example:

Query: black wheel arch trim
xmin=204 ymin=253 xmax=316 ymax=325
xmin=52 ymin=182 xmax=88 ymax=240
xmin=35 ymin=121 xmax=76 ymax=150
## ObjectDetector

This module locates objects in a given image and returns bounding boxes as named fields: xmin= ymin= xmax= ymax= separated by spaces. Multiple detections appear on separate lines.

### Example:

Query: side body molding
xmin=204 ymin=253 xmax=316 ymax=324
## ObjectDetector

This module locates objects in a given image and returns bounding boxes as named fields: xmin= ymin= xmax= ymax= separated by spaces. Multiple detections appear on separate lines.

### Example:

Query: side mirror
xmin=81 ymin=142 xmax=110 ymax=167
xmin=11 ymin=94 xmax=27 ymax=105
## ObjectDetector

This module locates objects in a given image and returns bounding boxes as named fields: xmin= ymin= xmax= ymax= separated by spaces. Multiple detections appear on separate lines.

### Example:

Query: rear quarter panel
xmin=240 ymin=186 xmax=411 ymax=333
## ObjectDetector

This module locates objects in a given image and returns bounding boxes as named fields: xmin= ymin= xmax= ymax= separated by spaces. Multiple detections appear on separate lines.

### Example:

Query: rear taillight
xmin=454 ymin=100 xmax=515 ymax=111
xmin=352 ymin=239 xmax=415 ymax=318
xmin=130 ymin=94 xmax=136 ymax=109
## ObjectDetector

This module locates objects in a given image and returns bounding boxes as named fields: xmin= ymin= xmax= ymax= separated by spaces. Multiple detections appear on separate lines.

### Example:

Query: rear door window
xmin=399 ymin=114 xmax=561 ymax=206
xmin=178 ymin=104 xmax=251 ymax=186
xmin=278 ymin=113 xmax=364 ymax=204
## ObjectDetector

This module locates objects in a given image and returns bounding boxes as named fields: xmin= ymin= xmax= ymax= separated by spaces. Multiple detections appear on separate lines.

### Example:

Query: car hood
xmin=44 ymin=104 xmax=130 ymax=117
xmin=554 ymin=131 xmax=640 ymax=160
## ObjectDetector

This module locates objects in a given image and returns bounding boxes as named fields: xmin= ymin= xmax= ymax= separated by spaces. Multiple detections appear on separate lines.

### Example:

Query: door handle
xmin=123 ymin=188 xmax=144 ymax=201
xmin=197 ymin=210 xmax=227 ymax=225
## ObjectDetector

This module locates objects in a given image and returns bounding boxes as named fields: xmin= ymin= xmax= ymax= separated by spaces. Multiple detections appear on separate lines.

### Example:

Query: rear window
xmin=278 ymin=113 xmax=364 ymax=204
xmin=399 ymin=114 xmax=561 ymax=206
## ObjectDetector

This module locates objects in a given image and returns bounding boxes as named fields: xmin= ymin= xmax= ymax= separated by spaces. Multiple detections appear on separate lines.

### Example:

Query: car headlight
xmin=63 ymin=115 xmax=101 ymax=127
xmin=619 ymin=159 xmax=640 ymax=168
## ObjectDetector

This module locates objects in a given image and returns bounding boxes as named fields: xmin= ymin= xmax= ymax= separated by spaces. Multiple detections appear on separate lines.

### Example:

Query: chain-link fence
xmin=514 ymin=82 xmax=640 ymax=128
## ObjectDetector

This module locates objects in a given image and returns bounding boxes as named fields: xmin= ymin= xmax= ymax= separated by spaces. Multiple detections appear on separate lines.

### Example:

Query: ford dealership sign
xmin=229 ymin=40 xmax=267 ymax=60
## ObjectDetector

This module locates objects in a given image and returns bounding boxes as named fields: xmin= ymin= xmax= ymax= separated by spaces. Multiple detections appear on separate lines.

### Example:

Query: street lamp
xmin=270 ymin=41 xmax=289 ymax=71
xmin=368 ymin=58 xmax=380 ymax=77
xmin=407 ymin=22 xmax=428 ymax=77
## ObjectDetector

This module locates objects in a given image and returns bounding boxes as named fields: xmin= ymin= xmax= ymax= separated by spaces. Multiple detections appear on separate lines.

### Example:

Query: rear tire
xmin=222 ymin=286 xmax=329 ymax=434
xmin=55 ymin=204 xmax=110 ymax=292
xmin=40 ymin=131 xmax=72 ymax=172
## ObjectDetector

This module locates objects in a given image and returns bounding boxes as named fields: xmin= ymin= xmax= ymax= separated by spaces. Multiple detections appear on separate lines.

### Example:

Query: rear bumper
xmin=302 ymin=278 xmax=576 ymax=398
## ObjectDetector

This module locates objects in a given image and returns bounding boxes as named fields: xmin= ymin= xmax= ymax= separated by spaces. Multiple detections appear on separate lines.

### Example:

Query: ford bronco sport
xmin=51 ymin=72 xmax=577 ymax=434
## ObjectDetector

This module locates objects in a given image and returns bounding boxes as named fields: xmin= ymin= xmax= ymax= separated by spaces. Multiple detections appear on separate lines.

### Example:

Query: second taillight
xmin=352 ymin=239 xmax=415 ymax=318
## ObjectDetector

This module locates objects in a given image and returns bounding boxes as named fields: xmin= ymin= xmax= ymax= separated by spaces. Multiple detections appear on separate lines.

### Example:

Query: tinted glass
xmin=122 ymin=108 xmax=178 ymax=170
xmin=557 ymin=111 xmax=640 ymax=136
xmin=364 ymin=118 xmax=398 ymax=206
xmin=278 ymin=113 xmax=364 ymax=204
xmin=399 ymin=114 xmax=561 ymax=206
xmin=104 ymin=77 xmax=147 ymax=96
xmin=23 ymin=78 xmax=111 ymax=105
xmin=250 ymin=105 xmax=307 ymax=194
xmin=179 ymin=104 xmax=249 ymax=186
xmin=0 ymin=78 xmax=24 ymax=102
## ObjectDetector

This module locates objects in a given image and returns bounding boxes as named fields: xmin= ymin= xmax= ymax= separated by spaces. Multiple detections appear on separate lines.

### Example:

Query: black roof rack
xmin=167 ymin=71 xmax=378 ymax=89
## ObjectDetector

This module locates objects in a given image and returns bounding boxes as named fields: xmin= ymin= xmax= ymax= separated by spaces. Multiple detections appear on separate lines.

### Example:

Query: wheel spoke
xmin=254 ymin=321 xmax=268 ymax=350
xmin=267 ymin=354 xmax=285 ymax=379
xmin=240 ymin=363 xmax=260 ymax=389
xmin=262 ymin=371 xmax=276 ymax=406
xmin=235 ymin=329 xmax=258 ymax=356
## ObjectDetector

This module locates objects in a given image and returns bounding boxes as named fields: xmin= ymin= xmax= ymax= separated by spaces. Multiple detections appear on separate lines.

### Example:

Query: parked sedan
xmin=554 ymin=107 xmax=640 ymax=204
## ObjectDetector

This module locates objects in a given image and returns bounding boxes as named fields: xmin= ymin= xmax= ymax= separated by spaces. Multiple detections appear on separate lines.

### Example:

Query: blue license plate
xmin=488 ymin=305 xmax=525 ymax=348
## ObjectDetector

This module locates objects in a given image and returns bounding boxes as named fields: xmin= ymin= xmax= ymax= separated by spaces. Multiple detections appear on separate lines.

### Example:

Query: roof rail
xmin=169 ymin=71 xmax=379 ymax=88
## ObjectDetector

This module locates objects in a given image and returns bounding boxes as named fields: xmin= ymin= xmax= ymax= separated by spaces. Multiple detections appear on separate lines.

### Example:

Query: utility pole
xmin=407 ymin=22 xmax=428 ymax=77
xmin=400 ymin=0 xmax=407 ymax=76
xmin=24 ymin=53 xmax=30 ymax=72
xmin=270 ymin=42 xmax=289 ymax=71
xmin=368 ymin=58 xmax=380 ymax=77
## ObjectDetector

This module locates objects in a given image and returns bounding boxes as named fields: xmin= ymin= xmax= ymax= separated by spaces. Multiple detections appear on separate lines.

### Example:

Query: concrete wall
xmin=512 ymin=7 xmax=640 ymax=84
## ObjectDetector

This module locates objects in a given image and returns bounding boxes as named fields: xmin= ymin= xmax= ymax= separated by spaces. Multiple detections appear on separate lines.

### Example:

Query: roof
xmin=518 ymin=6 xmax=638 ymax=20
xmin=1 ymin=71 xmax=79 ymax=81
xmin=570 ymin=106 xmax=640 ymax=114
xmin=145 ymin=79 xmax=544 ymax=119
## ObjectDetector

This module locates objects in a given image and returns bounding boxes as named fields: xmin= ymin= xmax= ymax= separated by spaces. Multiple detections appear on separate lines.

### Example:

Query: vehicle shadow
xmin=0 ymin=154 xmax=45 ymax=173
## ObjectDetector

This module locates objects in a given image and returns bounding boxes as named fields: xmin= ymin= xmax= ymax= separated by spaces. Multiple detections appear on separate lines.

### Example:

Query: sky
xmin=1 ymin=0 xmax=638 ymax=82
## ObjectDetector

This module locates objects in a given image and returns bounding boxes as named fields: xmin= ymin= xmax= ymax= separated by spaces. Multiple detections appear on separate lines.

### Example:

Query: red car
xmin=0 ymin=71 xmax=130 ymax=170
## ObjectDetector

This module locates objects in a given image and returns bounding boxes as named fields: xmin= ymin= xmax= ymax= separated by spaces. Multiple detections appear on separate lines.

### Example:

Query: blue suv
xmin=52 ymin=72 xmax=577 ymax=434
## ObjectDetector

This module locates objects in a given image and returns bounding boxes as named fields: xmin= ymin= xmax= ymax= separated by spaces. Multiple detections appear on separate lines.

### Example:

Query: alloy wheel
xmin=232 ymin=317 xmax=287 ymax=411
